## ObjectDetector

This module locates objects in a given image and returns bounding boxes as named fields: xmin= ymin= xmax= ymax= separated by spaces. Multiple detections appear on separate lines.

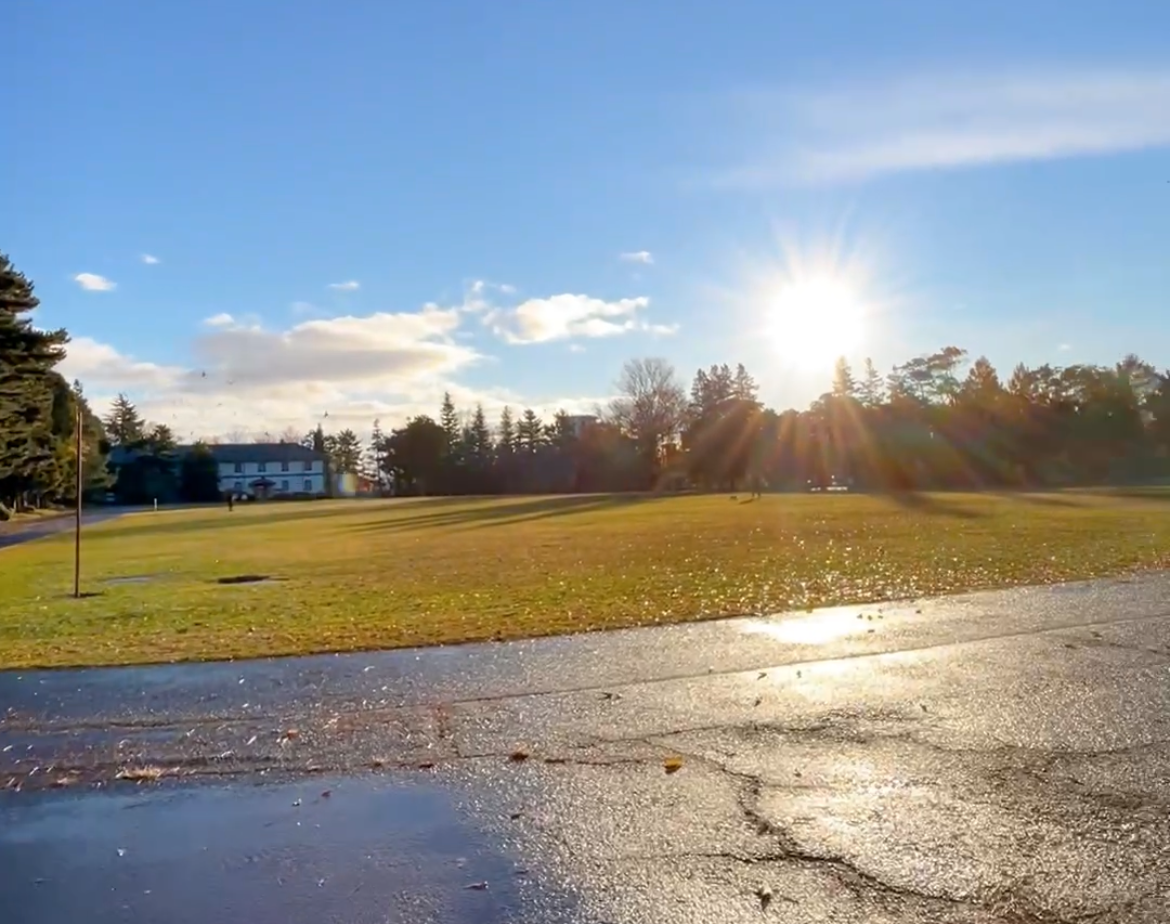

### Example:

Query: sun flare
xmin=766 ymin=275 xmax=865 ymax=371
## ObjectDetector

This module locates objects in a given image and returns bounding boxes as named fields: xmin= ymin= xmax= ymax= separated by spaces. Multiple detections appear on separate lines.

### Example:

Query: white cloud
xmin=619 ymin=251 xmax=654 ymax=265
xmin=73 ymin=273 xmax=116 ymax=292
xmin=1058 ymin=343 xmax=1072 ymax=351
xmin=713 ymin=67 xmax=1170 ymax=187
xmin=486 ymin=293 xmax=659 ymax=344
xmin=60 ymin=337 xmax=183 ymax=390
xmin=141 ymin=254 xmax=160 ymax=265
xmin=60 ymin=305 xmax=498 ymax=439
xmin=328 ymin=280 xmax=360 ymax=291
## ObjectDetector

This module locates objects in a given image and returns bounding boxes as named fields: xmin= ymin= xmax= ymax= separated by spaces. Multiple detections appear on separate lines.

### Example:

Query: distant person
xmin=227 ymin=493 xmax=234 ymax=512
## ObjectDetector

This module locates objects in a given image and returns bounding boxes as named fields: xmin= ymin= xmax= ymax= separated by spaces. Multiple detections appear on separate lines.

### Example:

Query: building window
xmin=280 ymin=479 xmax=289 ymax=492
xmin=304 ymin=479 xmax=313 ymax=493
xmin=233 ymin=480 xmax=243 ymax=493
xmin=281 ymin=460 xmax=289 ymax=472
xmin=257 ymin=462 xmax=267 ymax=473
xmin=303 ymin=460 xmax=313 ymax=472
xmin=233 ymin=462 xmax=243 ymax=474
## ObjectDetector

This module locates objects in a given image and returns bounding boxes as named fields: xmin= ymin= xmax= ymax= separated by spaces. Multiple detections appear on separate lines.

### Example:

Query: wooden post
xmin=73 ymin=404 xmax=82 ymax=598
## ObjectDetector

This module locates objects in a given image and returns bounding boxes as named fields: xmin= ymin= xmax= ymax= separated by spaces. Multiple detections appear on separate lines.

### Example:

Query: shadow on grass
xmin=80 ymin=500 xmax=410 ymax=543
xmin=1082 ymin=486 xmax=1170 ymax=503
xmin=347 ymin=493 xmax=672 ymax=533
xmin=990 ymin=491 xmax=1083 ymax=508
xmin=884 ymin=491 xmax=985 ymax=519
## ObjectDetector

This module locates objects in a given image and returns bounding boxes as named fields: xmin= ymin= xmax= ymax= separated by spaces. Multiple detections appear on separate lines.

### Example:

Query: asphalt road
xmin=0 ymin=507 xmax=146 ymax=550
xmin=4 ymin=574 xmax=1170 ymax=922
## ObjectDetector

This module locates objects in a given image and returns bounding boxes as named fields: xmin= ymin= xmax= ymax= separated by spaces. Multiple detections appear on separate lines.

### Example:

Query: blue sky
xmin=11 ymin=0 xmax=1170 ymax=439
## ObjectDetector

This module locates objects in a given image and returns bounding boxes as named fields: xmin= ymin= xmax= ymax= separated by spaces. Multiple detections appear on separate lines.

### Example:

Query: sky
xmin=11 ymin=0 xmax=1170 ymax=440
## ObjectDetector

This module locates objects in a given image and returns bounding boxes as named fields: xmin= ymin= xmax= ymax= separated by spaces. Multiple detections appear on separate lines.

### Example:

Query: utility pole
xmin=73 ymin=403 xmax=83 ymax=598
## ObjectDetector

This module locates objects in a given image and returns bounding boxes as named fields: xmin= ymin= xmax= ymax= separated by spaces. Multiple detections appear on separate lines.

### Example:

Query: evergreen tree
xmin=146 ymin=422 xmax=176 ymax=453
xmin=469 ymin=404 xmax=493 ymax=464
xmin=0 ymin=253 xmax=69 ymax=513
xmin=831 ymin=357 xmax=857 ymax=398
xmin=517 ymin=408 xmax=544 ymax=453
xmin=858 ymin=358 xmax=885 ymax=407
xmin=330 ymin=428 xmax=363 ymax=473
xmin=439 ymin=392 xmax=461 ymax=459
xmin=104 ymin=393 xmax=145 ymax=445
xmin=732 ymin=363 xmax=758 ymax=401
xmin=498 ymin=405 xmax=516 ymax=455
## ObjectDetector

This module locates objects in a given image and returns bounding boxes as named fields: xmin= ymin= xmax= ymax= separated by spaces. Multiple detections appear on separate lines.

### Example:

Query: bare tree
xmin=276 ymin=425 xmax=303 ymax=444
xmin=608 ymin=357 xmax=687 ymax=471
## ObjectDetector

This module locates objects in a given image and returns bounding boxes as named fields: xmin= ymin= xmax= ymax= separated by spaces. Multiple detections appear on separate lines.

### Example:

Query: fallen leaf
xmin=464 ymin=881 xmax=489 ymax=891
xmin=320 ymin=790 xmax=331 ymax=798
xmin=753 ymin=696 xmax=763 ymax=707
xmin=757 ymin=671 xmax=767 ymax=680
xmin=663 ymin=756 xmax=684 ymax=774
xmin=509 ymin=811 xmax=523 ymax=820
xmin=756 ymin=885 xmax=773 ymax=909
xmin=417 ymin=761 xmax=435 ymax=770
xmin=509 ymin=750 xmax=529 ymax=763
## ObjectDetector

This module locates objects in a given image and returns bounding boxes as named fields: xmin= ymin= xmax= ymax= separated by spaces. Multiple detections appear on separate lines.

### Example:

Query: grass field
xmin=3 ymin=490 xmax=1170 ymax=669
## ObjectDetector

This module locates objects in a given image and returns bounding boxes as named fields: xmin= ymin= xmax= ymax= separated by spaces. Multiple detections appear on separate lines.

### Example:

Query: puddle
xmin=0 ymin=775 xmax=566 ymax=923
xmin=103 ymin=575 xmax=161 ymax=586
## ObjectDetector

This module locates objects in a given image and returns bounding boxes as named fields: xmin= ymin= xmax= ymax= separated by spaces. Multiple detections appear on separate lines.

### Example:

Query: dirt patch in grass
xmin=3 ymin=491 xmax=1170 ymax=669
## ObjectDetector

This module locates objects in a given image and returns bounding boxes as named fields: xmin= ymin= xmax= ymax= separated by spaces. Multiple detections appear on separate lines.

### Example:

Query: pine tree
xmin=147 ymin=423 xmax=176 ymax=453
xmin=732 ymin=363 xmax=758 ymax=402
xmin=470 ymin=404 xmax=493 ymax=464
xmin=104 ymin=394 xmax=145 ymax=445
xmin=498 ymin=405 xmax=516 ymax=455
xmin=0 ymin=253 xmax=69 ymax=511
xmin=440 ymin=392 xmax=461 ymax=462
xmin=831 ymin=357 xmax=857 ymax=398
xmin=331 ymin=428 xmax=363 ymax=473
xmin=858 ymin=358 xmax=885 ymax=407
xmin=369 ymin=418 xmax=385 ymax=489
xmin=517 ymin=408 xmax=544 ymax=453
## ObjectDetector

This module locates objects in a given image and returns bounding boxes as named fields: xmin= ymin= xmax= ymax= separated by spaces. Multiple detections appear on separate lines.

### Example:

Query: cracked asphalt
xmin=4 ymin=574 xmax=1170 ymax=922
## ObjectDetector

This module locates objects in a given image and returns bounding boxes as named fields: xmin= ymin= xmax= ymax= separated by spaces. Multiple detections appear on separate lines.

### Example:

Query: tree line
xmin=370 ymin=349 xmax=1170 ymax=495
xmin=6 ymin=248 xmax=1170 ymax=517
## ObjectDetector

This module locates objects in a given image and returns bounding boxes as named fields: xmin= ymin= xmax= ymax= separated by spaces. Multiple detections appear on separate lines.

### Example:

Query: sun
xmin=766 ymin=274 xmax=865 ymax=371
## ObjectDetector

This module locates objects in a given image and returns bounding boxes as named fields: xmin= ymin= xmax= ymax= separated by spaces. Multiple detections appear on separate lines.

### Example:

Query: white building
xmin=211 ymin=443 xmax=329 ymax=499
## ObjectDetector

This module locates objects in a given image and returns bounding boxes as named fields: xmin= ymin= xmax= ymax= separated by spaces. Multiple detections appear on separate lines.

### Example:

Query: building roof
xmin=107 ymin=441 xmax=327 ymax=467
xmin=196 ymin=443 xmax=327 ymax=464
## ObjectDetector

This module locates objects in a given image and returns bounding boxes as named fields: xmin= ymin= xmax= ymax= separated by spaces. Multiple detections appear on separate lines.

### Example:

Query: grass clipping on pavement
xmin=2 ymin=490 xmax=1170 ymax=669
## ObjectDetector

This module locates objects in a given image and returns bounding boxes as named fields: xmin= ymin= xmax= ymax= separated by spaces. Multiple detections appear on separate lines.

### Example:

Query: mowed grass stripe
xmin=2 ymin=490 xmax=1169 ymax=669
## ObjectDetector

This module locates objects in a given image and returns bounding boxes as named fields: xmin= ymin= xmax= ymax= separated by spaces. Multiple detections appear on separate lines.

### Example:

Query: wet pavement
xmin=4 ymin=573 xmax=1170 ymax=921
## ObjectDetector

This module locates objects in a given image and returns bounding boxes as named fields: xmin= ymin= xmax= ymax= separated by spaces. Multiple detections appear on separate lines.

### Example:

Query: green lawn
xmin=3 ymin=490 xmax=1170 ymax=669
